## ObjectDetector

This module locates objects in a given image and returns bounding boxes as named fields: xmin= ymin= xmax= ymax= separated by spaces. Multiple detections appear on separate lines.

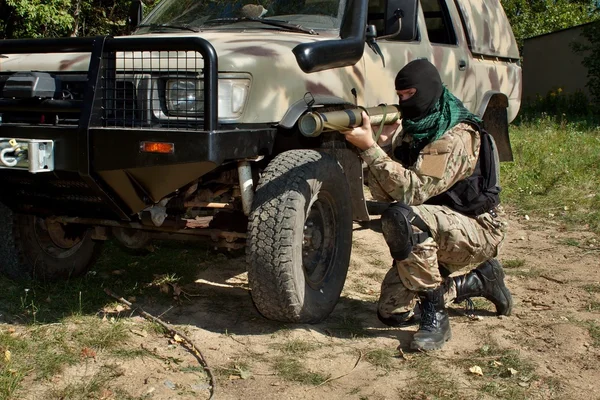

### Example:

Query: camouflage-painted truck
xmin=0 ymin=0 xmax=521 ymax=323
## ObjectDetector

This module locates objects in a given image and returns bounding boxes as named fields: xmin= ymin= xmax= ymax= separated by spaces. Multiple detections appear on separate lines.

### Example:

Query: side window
xmin=421 ymin=0 xmax=457 ymax=45
xmin=367 ymin=0 xmax=421 ymax=41
xmin=367 ymin=0 xmax=386 ymax=36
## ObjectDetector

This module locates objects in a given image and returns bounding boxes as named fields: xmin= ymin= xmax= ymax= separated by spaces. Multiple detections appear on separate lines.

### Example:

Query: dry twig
xmin=104 ymin=288 xmax=216 ymax=399
xmin=540 ymin=275 xmax=566 ymax=284
xmin=307 ymin=350 xmax=362 ymax=390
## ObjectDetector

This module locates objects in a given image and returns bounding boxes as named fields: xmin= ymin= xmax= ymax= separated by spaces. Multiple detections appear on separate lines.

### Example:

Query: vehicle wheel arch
xmin=478 ymin=91 xmax=513 ymax=162
xmin=273 ymin=96 xmax=370 ymax=222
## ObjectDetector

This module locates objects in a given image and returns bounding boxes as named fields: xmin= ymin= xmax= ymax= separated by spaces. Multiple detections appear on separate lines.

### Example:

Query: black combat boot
xmin=377 ymin=304 xmax=421 ymax=327
xmin=453 ymin=258 xmax=513 ymax=316
xmin=411 ymin=287 xmax=451 ymax=351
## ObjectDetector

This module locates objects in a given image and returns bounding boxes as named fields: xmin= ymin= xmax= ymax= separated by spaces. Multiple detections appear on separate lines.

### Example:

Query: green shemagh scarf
xmin=402 ymin=87 xmax=482 ymax=147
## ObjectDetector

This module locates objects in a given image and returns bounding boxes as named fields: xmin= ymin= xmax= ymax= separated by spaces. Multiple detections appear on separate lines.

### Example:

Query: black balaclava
xmin=394 ymin=59 xmax=444 ymax=121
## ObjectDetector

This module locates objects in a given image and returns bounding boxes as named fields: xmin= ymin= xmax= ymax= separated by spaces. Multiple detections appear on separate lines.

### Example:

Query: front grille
xmin=101 ymin=50 xmax=206 ymax=130
xmin=104 ymin=80 xmax=139 ymax=127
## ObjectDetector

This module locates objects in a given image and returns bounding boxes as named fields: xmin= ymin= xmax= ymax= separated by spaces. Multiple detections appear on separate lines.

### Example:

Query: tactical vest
xmin=394 ymin=124 xmax=501 ymax=217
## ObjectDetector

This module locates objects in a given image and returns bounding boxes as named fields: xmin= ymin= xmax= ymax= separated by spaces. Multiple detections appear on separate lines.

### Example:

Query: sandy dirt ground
xmin=20 ymin=207 xmax=600 ymax=400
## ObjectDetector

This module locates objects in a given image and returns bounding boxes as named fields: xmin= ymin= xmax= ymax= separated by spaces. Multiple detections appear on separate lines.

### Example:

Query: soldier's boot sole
xmin=410 ymin=328 xmax=452 ymax=351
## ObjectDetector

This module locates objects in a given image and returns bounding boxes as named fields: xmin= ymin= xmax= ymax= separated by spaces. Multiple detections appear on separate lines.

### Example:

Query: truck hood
xmin=0 ymin=31 xmax=335 ymax=74
xmin=0 ymin=31 xmax=365 ymax=125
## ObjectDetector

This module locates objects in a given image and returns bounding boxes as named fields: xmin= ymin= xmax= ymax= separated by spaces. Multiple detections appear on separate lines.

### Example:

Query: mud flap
xmin=320 ymin=147 xmax=370 ymax=222
xmin=479 ymin=93 xmax=513 ymax=162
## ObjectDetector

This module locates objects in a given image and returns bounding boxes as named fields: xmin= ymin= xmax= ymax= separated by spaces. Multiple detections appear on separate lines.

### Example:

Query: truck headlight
xmin=164 ymin=78 xmax=250 ymax=119
xmin=166 ymin=79 xmax=201 ymax=116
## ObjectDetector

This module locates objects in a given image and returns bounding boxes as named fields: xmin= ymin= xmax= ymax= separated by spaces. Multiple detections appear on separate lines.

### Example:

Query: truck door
xmin=362 ymin=0 xmax=431 ymax=107
xmin=363 ymin=0 xmax=476 ymax=112
xmin=421 ymin=0 xmax=476 ymax=112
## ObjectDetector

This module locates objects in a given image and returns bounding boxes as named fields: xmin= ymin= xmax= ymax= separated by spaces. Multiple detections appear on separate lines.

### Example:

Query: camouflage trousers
xmin=378 ymin=204 xmax=507 ymax=318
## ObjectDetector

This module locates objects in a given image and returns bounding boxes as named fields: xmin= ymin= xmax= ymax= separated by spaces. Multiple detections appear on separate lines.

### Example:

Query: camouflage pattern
xmin=361 ymin=122 xmax=480 ymax=205
xmin=0 ymin=0 xmax=522 ymax=126
xmin=455 ymin=0 xmax=520 ymax=59
xmin=362 ymin=0 xmax=522 ymax=123
xmin=360 ymin=122 xmax=507 ymax=318
xmin=378 ymin=204 xmax=507 ymax=317
xmin=0 ymin=31 xmax=367 ymax=125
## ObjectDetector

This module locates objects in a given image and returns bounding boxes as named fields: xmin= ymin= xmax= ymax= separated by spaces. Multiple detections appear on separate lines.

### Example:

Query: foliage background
xmin=1 ymin=1 xmax=600 ymax=110
xmin=0 ymin=0 xmax=598 ymax=41
xmin=0 ymin=0 xmax=160 ymax=39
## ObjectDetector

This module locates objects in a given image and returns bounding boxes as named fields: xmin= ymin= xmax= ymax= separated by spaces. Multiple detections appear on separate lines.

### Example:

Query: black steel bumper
xmin=0 ymin=36 xmax=276 ymax=220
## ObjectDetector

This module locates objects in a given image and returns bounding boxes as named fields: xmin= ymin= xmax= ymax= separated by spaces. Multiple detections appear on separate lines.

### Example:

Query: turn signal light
xmin=140 ymin=141 xmax=175 ymax=154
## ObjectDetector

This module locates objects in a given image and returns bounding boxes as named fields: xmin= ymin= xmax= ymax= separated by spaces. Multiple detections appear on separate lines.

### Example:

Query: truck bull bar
xmin=0 ymin=36 xmax=276 ymax=220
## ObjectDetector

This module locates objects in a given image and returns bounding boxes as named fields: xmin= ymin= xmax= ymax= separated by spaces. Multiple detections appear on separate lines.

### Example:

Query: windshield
xmin=138 ymin=0 xmax=347 ymax=33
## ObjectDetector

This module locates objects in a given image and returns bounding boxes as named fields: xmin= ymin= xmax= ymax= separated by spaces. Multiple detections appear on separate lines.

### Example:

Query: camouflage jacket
xmin=361 ymin=122 xmax=480 ymax=206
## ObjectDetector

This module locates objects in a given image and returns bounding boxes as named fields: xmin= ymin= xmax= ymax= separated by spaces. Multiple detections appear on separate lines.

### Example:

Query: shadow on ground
xmin=0 ymin=228 xmax=491 ymax=351
xmin=0 ymin=237 xmax=416 ymax=345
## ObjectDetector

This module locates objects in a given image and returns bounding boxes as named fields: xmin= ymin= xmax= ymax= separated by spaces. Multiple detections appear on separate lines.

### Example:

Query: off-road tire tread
xmin=247 ymin=149 xmax=351 ymax=323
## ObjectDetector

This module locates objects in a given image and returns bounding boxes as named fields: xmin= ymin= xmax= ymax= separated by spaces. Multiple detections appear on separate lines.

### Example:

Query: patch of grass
xmin=539 ymin=376 xmax=565 ymax=398
xmin=364 ymin=349 xmax=396 ymax=371
xmin=583 ymin=284 xmax=600 ymax=294
xmin=0 ymin=317 xmax=136 ymax=398
xmin=0 ymin=333 xmax=30 ymax=399
xmin=479 ymin=381 xmax=525 ymax=399
xmin=69 ymin=316 xmax=129 ymax=351
xmin=0 ymin=325 xmax=81 ymax=398
xmin=586 ymin=301 xmax=600 ymax=312
xmin=559 ymin=238 xmax=580 ymax=247
xmin=29 ymin=326 xmax=79 ymax=380
xmin=501 ymin=118 xmax=600 ymax=234
xmin=473 ymin=343 xmax=536 ymax=379
xmin=48 ymin=364 xmax=126 ymax=400
xmin=398 ymin=355 xmax=460 ymax=399
xmin=504 ymin=267 xmax=543 ymax=279
xmin=325 ymin=313 xmax=370 ymax=338
xmin=502 ymin=259 xmax=526 ymax=269
xmin=179 ymin=365 xmax=207 ymax=374
xmin=273 ymin=339 xmax=319 ymax=355
xmin=455 ymin=340 xmax=539 ymax=400
xmin=0 ymin=240 xmax=224 ymax=324
xmin=217 ymin=360 xmax=252 ymax=380
xmin=272 ymin=356 xmax=329 ymax=385
xmin=145 ymin=321 xmax=170 ymax=335
xmin=587 ymin=322 xmax=600 ymax=347
xmin=148 ymin=272 xmax=181 ymax=288
xmin=0 ymin=240 xmax=238 ymax=398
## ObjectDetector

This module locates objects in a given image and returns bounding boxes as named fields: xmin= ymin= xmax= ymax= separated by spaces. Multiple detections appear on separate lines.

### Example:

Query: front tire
xmin=0 ymin=203 xmax=103 ymax=281
xmin=247 ymin=150 xmax=353 ymax=323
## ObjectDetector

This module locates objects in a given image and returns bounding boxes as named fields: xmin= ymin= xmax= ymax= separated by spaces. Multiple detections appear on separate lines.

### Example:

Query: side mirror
xmin=381 ymin=0 xmax=419 ymax=41
xmin=128 ymin=0 xmax=144 ymax=30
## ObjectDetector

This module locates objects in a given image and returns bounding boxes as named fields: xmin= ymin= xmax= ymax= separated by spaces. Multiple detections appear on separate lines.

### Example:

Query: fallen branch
xmin=540 ymin=275 xmax=566 ymax=284
xmin=307 ymin=350 xmax=362 ymax=390
xmin=104 ymin=288 xmax=216 ymax=399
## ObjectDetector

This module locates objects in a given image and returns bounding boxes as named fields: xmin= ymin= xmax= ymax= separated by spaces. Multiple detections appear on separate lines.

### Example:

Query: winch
xmin=0 ymin=138 xmax=54 ymax=173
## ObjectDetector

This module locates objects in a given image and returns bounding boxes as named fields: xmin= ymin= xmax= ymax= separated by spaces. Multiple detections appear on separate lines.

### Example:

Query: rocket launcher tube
xmin=298 ymin=104 xmax=401 ymax=138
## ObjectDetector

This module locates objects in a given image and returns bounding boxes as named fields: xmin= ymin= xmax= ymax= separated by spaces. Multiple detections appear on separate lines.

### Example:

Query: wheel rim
xmin=34 ymin=218 xmax=87 ymax=258
xmin=302 ymin=192 xmax=337 ymax=287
